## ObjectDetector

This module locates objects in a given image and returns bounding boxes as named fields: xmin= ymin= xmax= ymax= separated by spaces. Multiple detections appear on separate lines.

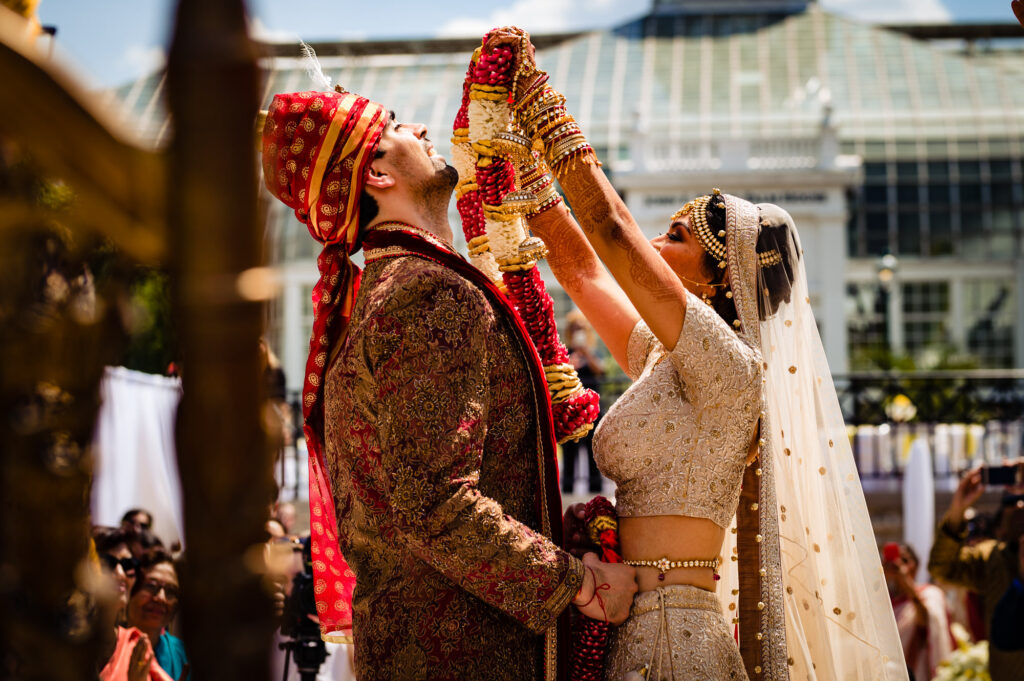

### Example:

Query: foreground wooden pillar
xmin=166 ymin=1 xmax=276 ymax=679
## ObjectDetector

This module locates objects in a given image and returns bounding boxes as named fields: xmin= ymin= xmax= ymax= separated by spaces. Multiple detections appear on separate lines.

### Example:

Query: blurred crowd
xmin=90 ymin=499 xmax=310 ymax=681
xmin=885 ymin=466 xmax=1024 ymax=681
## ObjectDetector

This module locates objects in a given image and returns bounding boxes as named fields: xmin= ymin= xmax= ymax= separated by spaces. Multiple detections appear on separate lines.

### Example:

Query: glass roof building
xmin=116 ymin=0 xmax=1024 ymax=387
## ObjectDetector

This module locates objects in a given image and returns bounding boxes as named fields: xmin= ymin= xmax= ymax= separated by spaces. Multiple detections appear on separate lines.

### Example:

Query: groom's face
xmin=372 ymin=111 xmax=458 ymax=202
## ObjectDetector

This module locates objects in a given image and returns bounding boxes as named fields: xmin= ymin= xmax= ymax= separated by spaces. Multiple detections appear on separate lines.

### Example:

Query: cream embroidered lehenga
xmin=591 ymin=195 xmax=909 ymax=681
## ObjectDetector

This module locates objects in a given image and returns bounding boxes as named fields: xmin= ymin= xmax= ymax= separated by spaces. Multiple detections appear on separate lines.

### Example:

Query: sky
xmin=31 ymin=0 xmax=1024 ymax=88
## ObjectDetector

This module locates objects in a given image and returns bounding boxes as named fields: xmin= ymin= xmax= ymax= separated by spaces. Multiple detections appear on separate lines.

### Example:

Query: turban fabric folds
xmin=261 ymin=89 xmax=387 ymax=641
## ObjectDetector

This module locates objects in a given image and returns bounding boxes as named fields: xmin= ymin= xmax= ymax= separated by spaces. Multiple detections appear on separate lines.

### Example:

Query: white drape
xmin=91 ymin=366 xmax=183 ymax=548
xmin=902 ymin=438 xmax=935 ymax=584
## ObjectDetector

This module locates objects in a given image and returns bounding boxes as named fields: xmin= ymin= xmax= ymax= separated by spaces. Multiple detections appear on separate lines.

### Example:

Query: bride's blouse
xmin=593 ymin=289 xmax=763 ymax=528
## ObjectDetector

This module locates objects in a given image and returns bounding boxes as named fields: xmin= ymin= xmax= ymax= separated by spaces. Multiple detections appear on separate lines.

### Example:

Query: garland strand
xmin=571 ymin=496 xmax=621 ymax=681
xmin=452 ymin=31 xmax=599 ymax=444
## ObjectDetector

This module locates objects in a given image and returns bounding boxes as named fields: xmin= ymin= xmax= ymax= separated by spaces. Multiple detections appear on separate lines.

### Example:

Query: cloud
xmin=248 ymin=16 xmax=300 ymax=43
xmin=820 ymin=0 xmax=952 ymax=23
xmin=437 ymin=0 xmax=620 ymax=37
xmin=120 ymin=45 xmax=166 ymax=73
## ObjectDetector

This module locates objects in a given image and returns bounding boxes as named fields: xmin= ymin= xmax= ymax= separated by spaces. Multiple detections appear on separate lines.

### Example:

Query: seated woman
xmin=487 ymin=28 xmax=909 ymax=681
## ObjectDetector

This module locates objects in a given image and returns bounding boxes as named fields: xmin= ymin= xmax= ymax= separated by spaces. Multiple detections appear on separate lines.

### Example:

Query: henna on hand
xmin=528 ymin=204 xmax=601 ymax=295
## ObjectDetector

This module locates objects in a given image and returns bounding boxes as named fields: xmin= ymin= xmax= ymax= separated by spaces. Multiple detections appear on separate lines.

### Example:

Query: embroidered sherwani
xmin=323 ymin=234 xmax=583 ymax=681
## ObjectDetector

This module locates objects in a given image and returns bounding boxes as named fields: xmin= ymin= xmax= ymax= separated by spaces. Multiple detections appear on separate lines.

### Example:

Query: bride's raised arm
xmin=525 ymin=189 xmax=639 ymax=372
xmin=497 ymin=35 xmax=688 ymax=352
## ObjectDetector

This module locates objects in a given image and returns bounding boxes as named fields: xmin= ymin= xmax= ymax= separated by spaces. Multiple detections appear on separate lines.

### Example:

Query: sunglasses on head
xmin=100 ymin=553 xmax=139 ymax=575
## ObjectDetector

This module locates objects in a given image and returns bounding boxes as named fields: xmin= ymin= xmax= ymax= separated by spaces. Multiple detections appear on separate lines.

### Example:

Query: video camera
xmin=279 ymin=537 xmax=328 ymax=681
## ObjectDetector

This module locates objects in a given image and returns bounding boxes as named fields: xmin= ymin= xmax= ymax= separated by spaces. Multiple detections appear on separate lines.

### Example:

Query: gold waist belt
xmin=622 ymin=556 xmax=721 ymax=581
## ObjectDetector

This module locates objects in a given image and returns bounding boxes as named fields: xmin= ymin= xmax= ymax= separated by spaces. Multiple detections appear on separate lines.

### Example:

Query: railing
xmin=279 ymin=371 xmax=1024 ymax=492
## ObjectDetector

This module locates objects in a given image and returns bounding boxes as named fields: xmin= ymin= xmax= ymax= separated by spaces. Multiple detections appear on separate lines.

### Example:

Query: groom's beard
xmin=415 ymin=162 xmax=459 ymax=218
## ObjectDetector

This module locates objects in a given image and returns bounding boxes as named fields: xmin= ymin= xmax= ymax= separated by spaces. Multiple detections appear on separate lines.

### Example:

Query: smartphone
xmin=882 ymin=542 xmax=900 ymax=563
xmin=983 ymin=463 xmax=1021 ymax=487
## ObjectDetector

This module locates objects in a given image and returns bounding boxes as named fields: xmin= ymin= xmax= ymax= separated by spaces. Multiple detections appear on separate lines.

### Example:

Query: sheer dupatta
xmin=717 ymin=196 xmax=908 ymax=681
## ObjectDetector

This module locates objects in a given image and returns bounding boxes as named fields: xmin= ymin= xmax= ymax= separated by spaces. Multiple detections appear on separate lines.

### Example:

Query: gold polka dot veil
xmin=713 ymin=194 xmax=909 ymax=681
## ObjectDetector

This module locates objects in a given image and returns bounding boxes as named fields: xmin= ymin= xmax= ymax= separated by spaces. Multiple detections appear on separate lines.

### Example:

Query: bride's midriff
xmin=619 ymin=515 xmax=726 ymax=593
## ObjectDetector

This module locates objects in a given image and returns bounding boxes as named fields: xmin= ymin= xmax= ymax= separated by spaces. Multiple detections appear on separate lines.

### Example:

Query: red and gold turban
xmin=262 ymin=90 xmax=388 ymax=248
xmin=261 ymin=89 xmax=387 ymax=643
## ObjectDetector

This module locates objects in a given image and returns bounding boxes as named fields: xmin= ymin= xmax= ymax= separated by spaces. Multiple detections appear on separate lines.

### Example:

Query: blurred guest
xmin=929 ymin=468 xmax=1024 ymax=680
xmin=275 ymin=501 xmax=298 ymax=537
xmin=560 ymin=311 xmax=604 ymax=494
xmin=90 ymin=538 xmax=173 ymax=681
xmin=884 ymin=542 xmax=953 ymax=680
xmin=265 ymin=518 xmax=286 ymax=540
xmin=1014 ymin=0 xmax=1024 ymax=28
xmin=100 ymin=627 xmax=171 ymax=681
xmin=94 ymin=526 xmax=140 ymax=622
xmin=126 ymin=551 xmax=189 ymax=681
xmin=125 ymin=527 xmax=165 ymax=561
xmin=121 ymin=509 xmax=154 ymax=533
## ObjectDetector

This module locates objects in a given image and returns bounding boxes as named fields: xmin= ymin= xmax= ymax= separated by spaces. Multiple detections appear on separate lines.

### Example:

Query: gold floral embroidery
xmin=322 ymin=256 xmax=579 ymax=681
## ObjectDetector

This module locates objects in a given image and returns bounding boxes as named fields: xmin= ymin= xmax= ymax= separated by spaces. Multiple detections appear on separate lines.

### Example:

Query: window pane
xmin=990 ymin=159 xmax=1013 ymax=179
xmin=992 ymin=206 xmax=1015 ymax=232
xmin=958 ymin=160 xmax=981 ymax=179
xmin=991 ymin=182 xmax=1014 ymax=204
xmin=927 ymin=160 xmax=949 ymax=179
xmin=846 ymin=282 xmax=887 ymax=369
xmin=929 ymin=211 xmax=954 ymax=256
xmin=865 ymin=210 xmax=890 ymax=254
xmin=897 ymin=184 xmax=919 ymax=205
xmin=897 ymin=212 xmax=921 ymax=255
xmin=865 ymin=162 xmax=888 ymax=179
xmin=928 ymin=183 xmax=950 ymax=204
xmin=959 ymin=183 xmax=983 ymax=204
xmin=964 ymin=280 xmax=1015 ymax=367
xmin=864 ymin=185 xmax=888 ymax=204
xmin=896 ymin=162 xmax=918 ymax=179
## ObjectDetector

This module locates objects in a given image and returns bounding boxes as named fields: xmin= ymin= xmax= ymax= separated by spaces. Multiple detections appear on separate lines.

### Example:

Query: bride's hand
xmin=573 ymin=552 xmax=637 ymax=625
xmin=481 ymin=26 xmax=544 ymax=101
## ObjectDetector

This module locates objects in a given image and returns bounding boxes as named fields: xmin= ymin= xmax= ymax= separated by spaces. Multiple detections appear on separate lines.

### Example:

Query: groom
xmin=261 ymin=87 xmax=636 ymax=681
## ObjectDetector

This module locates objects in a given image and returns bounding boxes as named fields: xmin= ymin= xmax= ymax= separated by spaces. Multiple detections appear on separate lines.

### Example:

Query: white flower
xmin=452 ymin=143 xmax=475 ymax=182
xmin=485 ymin=216 xmax=526 ymax=262
xmin=469 ymin=250 xmax=502 ymax=284
xmin=468 ymin=99 xmax=510 ymax=144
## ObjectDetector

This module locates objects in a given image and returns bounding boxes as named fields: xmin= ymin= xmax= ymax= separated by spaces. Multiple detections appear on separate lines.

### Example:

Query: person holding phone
xmin=928 ymin=465 xmax=1024 ymax=681
xmin=884 ymin=542 xmax=953 ymax=680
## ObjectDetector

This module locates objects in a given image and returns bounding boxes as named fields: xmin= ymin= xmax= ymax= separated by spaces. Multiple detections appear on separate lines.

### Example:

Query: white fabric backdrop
xmin=91 ymin=366 xmax=184 ymax=548
xmin=902 ymin=437 xmax=935 ymax=583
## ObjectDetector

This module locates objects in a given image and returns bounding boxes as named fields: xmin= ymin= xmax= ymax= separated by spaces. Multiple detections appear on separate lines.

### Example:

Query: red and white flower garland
xmin=451 ymin=36 xmax=599 ymax=444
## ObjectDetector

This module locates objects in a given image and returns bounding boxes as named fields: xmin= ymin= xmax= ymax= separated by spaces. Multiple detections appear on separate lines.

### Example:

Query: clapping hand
xmin=127 ymin=634 xmax=153 ymax=681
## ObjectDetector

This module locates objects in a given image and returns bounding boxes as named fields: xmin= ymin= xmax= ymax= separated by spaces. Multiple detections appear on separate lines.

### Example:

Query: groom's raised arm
xmin=345 ymin=260 xmax=583 ymax=633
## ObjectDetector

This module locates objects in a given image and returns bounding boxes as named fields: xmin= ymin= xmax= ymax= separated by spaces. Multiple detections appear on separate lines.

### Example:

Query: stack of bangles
xmin=513 ymin=80 xmax=598 ymax=173
xmin=517 ymin=158 xmax=561 ymax=216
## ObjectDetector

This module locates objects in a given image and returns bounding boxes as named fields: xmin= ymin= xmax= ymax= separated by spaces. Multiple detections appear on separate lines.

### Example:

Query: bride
xmin=491 ymin=30 xmax=910 ymax=681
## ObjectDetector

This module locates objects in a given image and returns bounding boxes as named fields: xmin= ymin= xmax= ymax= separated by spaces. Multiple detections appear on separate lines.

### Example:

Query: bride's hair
xmin=755 ymin=204 xmax=799 ymax=320
xmin=697 ymin=199 xmax=799 ymax=327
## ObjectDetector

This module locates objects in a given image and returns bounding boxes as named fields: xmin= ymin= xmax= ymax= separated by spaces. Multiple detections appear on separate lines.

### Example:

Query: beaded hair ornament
xmin=673 ymin=188 xmax=784 ymax=270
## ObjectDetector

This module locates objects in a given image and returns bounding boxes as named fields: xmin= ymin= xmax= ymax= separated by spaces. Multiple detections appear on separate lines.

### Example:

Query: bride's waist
xmin=618 ymin=516 xmax=725 ymax=558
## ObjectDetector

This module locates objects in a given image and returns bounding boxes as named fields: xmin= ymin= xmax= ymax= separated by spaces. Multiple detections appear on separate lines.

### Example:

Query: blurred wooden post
xmin=166 ymin=1 xmax=276 ymax=679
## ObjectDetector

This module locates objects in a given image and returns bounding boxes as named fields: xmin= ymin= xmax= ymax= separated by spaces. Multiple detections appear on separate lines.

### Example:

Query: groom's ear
xmin=365 ymin=162 xmax=395 ymax=190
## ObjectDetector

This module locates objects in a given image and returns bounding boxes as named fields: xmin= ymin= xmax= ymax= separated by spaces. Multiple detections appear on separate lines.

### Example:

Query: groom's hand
xmin=572 ymin=552 xmax=637 ymax=625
